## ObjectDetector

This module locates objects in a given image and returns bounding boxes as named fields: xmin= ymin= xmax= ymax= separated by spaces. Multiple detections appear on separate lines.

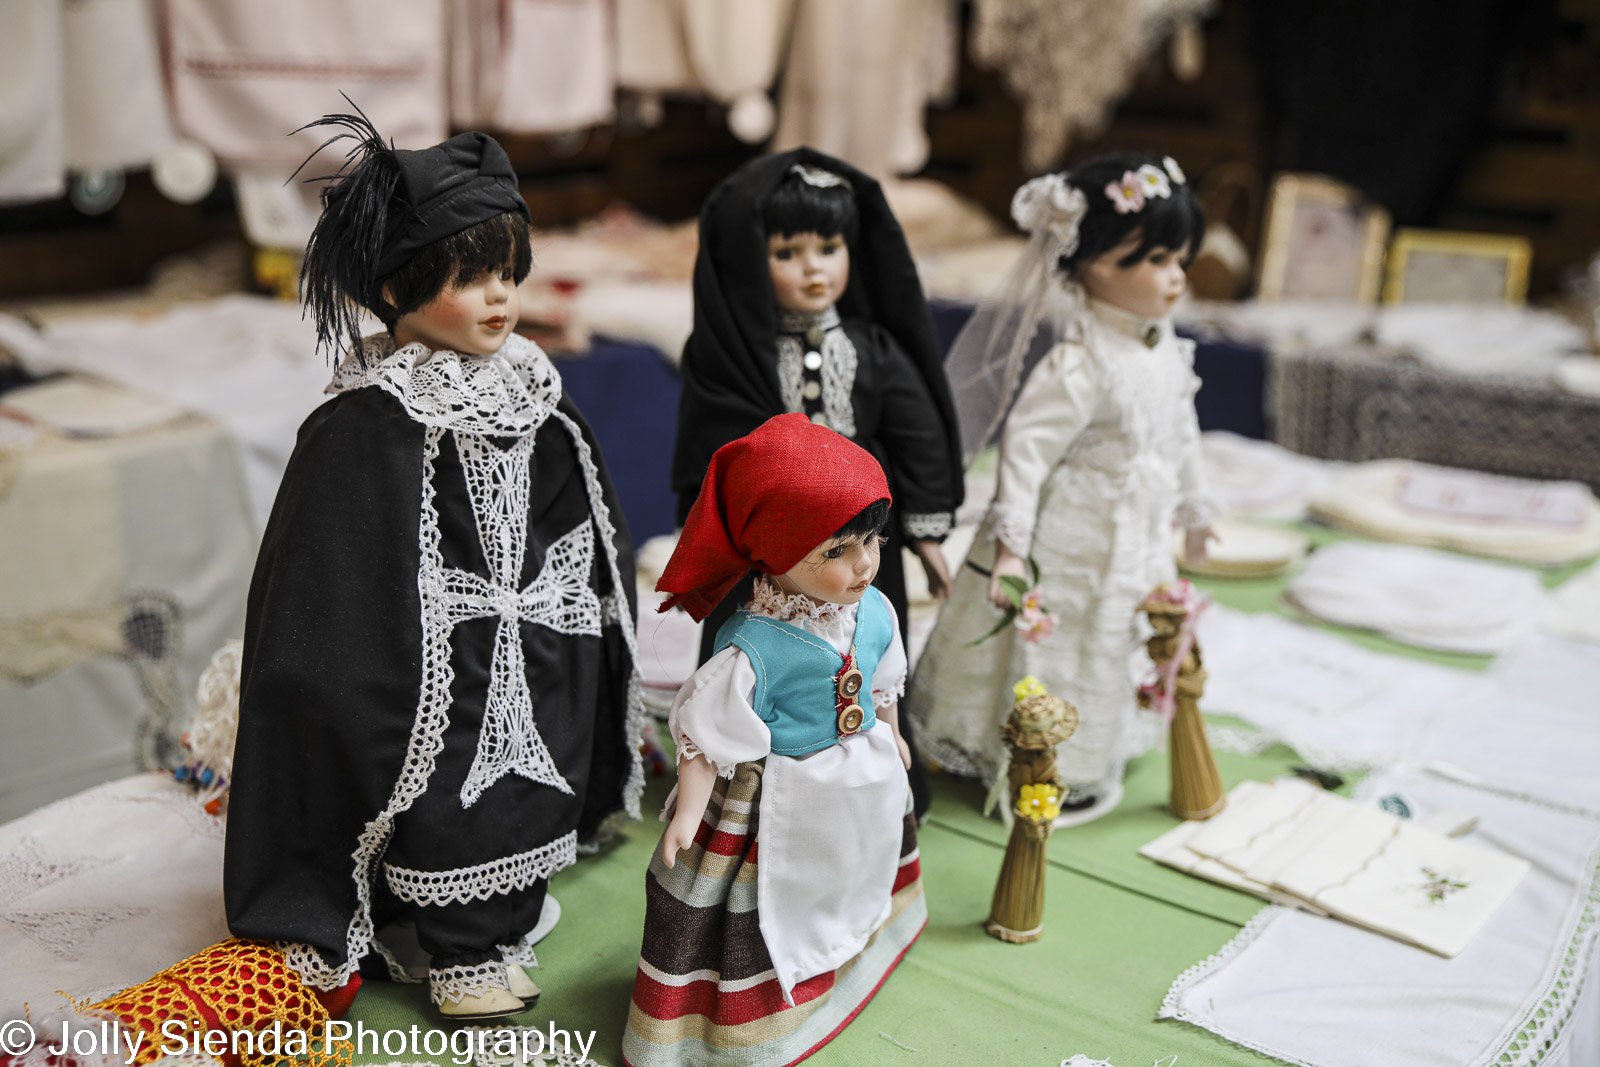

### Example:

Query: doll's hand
xmin=912 ymin=539 xmax=952 ymax=600
xmin=660 ymin=814 xmax=700 ymax=869
xmin=988 ymin=550 xmax=1029 ymax=609
xmin=1184 ymin=525 xmax=1219 ymax=564
xmin=894 ymin=729 xmax=912 ymax=770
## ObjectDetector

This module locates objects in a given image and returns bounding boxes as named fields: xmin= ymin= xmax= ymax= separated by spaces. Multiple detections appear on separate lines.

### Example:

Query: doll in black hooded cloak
xmin=223 ymin=105 xmax=645 ymax=1022
xmin=672 ymin=147 xmax=964 ymax=817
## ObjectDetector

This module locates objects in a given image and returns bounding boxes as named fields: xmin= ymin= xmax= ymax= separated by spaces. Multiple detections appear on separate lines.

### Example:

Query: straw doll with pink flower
xmin=908 ymin=153 xmax=1217 ymax=827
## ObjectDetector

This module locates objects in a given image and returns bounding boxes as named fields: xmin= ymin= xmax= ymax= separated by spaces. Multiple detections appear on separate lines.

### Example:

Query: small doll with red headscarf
xmin=623 ymin=413 xmax=926 ymax=1067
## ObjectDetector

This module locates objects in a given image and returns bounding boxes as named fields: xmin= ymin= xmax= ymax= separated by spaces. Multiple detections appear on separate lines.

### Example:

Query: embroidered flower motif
xmin=1012 ymin=173 xmax=1089 ymax=256
xmin=1135 ymin=164 xmax=1173 ymax=200
xmin=1163 ymin=156 xmax=1187 ymax=185
xmin=1016 ymin=783 xmax=1062 ymax=823
xmin=1105 ymin=172 xmax=1146 ymax=214
xmin=1419 ymin=866 xmax=1469 ymax=904
xmin=1013 ymin=675 xmax=1047 ymax=702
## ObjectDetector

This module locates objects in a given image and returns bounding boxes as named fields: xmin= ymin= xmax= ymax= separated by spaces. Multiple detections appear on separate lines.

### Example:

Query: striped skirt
xmin=622 ymin=761 xmax=926 ymax=1067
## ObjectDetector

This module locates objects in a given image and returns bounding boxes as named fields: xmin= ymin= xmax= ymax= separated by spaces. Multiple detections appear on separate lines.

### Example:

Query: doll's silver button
xmin=805 ymin=326 xmax=826 ymax=349
xmin=1143 ymin=325 xmax=1161 ymax=348
xmin=803 ymin=351 xmax=823 ymax=371
xmin=802 ymin=381 xmax=821 ymax=400
xmin=810 ymin=413 xmax=829 ymax=426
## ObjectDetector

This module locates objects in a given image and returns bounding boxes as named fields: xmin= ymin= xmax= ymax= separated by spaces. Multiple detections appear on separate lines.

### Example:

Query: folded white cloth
xmin=1199 ymin=431 xmax=1337 ymax=521
xmin=1284 ymin=542 xmax=1547 ymax=655
xmin=1161 ymin=767 xmax=1600 ymax=1067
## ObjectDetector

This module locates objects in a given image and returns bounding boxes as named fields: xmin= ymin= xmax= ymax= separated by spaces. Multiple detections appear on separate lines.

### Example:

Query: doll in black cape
xmin=223 ymin=107 xmax=645 ymax=1022
xmin=671 ymin=147 xmax=964 ymax=818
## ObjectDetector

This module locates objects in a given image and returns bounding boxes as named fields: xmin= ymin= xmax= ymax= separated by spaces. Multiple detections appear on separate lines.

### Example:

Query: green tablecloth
xmin=343 ymin=532 xmax=1591 ymax=1067
xmin=347 ymin=724 xmax=1314 ymax=1066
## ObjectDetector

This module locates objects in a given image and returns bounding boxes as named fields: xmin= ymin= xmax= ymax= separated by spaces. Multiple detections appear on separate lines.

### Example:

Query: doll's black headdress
xmin=293 ymin=99 xmax=530 ymax=356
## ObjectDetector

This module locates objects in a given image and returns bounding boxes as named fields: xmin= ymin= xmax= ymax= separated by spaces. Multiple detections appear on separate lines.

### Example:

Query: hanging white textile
xmin=679 ymin=0 xmax=796 ymax=142
xmin=0 ymin=1 xmax=65 ymax=204
xmin=62 ymin=0 xmax=173 ymax=172
xmin=164 ymin=0 xmax=446 ymax=167
xmin=770 ymin=0 xmax=957 ymax=177
xmin=491 ymin=0 xmax=615 ymax=133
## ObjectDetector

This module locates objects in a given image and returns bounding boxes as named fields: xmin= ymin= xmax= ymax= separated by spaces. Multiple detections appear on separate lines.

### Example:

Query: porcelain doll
xmin=624 ymin=413 xmax=925 ymax=1067
xmin=224 ymin=107 xmax=645 ymax=1021
xmin=672 ymin=146 xmax=963 ymax=816
xmin=907 ymin=152 xmax=1216 ymax=826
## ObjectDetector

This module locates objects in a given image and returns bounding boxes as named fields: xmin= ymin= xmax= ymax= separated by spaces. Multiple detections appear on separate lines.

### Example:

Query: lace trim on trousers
xmin=384 ymin=831 xmax=577 ymax=907
xmin=430 ymin=960 xmax=511 ymax=1005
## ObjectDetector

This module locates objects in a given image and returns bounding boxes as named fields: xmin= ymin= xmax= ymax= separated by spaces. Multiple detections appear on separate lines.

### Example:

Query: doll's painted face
xmin=767 ymin=232 xmax=850 ymax=315
xmin=774 ymin=530 xmax=882 ymax=607
xmin=392 ymin=265 xmax=520 ymax=357
xmin=1079 ymin=232 xmax=1190 ymax=321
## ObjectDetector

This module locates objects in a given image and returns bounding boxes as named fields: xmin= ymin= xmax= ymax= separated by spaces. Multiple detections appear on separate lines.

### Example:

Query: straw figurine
xmin=1138 ymin=580 xmax=1225 ymax=820
xmin=985 ymin=676 xmax=1079 ymax=943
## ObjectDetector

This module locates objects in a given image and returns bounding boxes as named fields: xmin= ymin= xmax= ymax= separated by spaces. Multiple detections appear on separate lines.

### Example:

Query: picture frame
xmin=1381 ymin=229 xmax=1532 ymax=306
xmin=1256 ymin=173 xmax=1391 ymax=302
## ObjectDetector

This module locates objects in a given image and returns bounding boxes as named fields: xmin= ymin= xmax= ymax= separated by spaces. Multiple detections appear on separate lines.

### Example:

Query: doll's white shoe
xmin=505 ymin=965 xmax=542 ymax=1003
xmin=435 ymin=985 xmax=525 ymax=1022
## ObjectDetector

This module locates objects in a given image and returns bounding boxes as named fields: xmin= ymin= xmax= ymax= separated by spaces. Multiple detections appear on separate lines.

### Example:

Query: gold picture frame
xmin=1256 ymin=173 xmax=1391 ymax=302
xmin=1381 ymin=229 xmax=1531 ymax=306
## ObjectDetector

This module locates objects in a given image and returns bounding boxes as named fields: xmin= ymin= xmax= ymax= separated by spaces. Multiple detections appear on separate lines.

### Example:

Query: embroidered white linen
xmin=1283 ymin=542 xmax=1547 ymax=655
xmin=1161 ymin=768 xmax=1600 ymax=1067
xmin=0 ymin=774 xmax=229 ymax=1016
xmin=1308 ymin=460 xmax=1600 ymax=565
xmin=1200 ymin=606 xmax=1600 ymax=814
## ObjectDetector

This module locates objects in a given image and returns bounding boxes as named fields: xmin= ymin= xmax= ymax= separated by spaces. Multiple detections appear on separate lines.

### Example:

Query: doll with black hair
xmin=223 ymin=109 xmax=645 ymax=1021
xmin=672 ymin=147 xmax=964 ymax=818
xmin=907 ymin=152 xmax=1217 ymax=826
xmin=625 ymin=413 xmax=924 ymax=1067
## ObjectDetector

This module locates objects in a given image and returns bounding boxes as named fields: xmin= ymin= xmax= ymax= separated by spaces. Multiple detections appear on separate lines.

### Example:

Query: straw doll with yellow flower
xmin=985 ymin=676 xmax=1078 ymax=943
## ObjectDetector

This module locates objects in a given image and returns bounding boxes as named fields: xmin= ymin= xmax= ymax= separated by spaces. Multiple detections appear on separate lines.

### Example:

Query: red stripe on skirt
xmin=631 ymin=966 xmax=836 ymax=1026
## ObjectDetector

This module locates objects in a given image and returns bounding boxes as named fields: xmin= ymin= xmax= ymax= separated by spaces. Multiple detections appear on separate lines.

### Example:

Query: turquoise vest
xmin=713 ymin=587 xmax=894 ymax=757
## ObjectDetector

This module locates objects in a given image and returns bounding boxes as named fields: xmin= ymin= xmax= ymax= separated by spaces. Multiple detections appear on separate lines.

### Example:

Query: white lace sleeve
xmin=668 ymin=646 xmax=771 ymax=779
xmin=1174 ymin=339 xmax=1218 ymax=530
xmin=870 ymin=607 xmax=908 ymax=710
xmin=988 ymin=340 xmax=1104 ymax=556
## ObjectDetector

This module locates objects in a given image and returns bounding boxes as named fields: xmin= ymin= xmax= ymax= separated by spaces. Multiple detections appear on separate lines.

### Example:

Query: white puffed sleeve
xmin=667 ymin=645 xmax=773 ymax=778
xmin=988 ymin=340 xmax=1106 ymax=556
xmin=1172 ymin=339 xmax=1218 ymax=530
xmin=870 ymin=602 xmax=908 ymax=710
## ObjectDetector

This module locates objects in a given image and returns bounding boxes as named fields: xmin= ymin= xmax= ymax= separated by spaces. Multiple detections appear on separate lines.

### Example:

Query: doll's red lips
xmin=483 ymin=316 xmax=508 ymax=328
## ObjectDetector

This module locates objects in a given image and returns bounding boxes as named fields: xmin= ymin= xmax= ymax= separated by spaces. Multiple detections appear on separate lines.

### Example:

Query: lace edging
xmin=1156 ymin=907 xmax=1322 ymax=1067
xmin=986 ymin=505 xmax=1035 ymax=558
xmin=430 ymin=960 xmax=511 ymax=1005
xmin=384 ymin=832 xmax=577 ymax=907
xmin=902 ymin=511 xmax=954 ymax=540
xmin=748 ymin=576 xmax=848 ymax=624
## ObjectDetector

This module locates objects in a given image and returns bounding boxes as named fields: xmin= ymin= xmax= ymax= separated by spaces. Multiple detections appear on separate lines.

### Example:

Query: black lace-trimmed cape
xmin=224 ymin=377 xmax=638 ymax=980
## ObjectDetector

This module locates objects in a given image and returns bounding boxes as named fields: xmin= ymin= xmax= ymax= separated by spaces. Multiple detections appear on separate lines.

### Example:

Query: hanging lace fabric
xmin=944 ymin=173 xmax=1089 ymax=465
xmin=970 ymin=0 xmax=1216 ymax=171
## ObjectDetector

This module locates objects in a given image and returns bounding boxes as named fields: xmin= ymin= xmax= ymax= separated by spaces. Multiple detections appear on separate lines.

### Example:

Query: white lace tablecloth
xmin=1162 ymin=767 xmax=1600 ymax=1067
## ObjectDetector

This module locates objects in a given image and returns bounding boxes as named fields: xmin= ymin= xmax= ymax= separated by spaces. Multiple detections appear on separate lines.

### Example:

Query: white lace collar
xmin=749 ymin=576 xmax=853 ymax=627
xmin=326 ymin=332 xmax=562 ymax=436
xmin=1086 ymin=296 xmax=1172 ymax=349
xmin=777 ymin=305 xmax=841 ymax=336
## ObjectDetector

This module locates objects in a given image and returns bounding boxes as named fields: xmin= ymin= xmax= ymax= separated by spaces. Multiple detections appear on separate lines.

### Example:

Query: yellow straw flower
xmin=1015 ymin=783 xmax=1062 ymax=822
xmin=1013 ymin=675 xmax=1047 ymax=702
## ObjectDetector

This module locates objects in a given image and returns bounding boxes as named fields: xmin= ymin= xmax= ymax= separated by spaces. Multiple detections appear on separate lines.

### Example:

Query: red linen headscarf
xmin=657 ymin=413 xmax=891 ymax=621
